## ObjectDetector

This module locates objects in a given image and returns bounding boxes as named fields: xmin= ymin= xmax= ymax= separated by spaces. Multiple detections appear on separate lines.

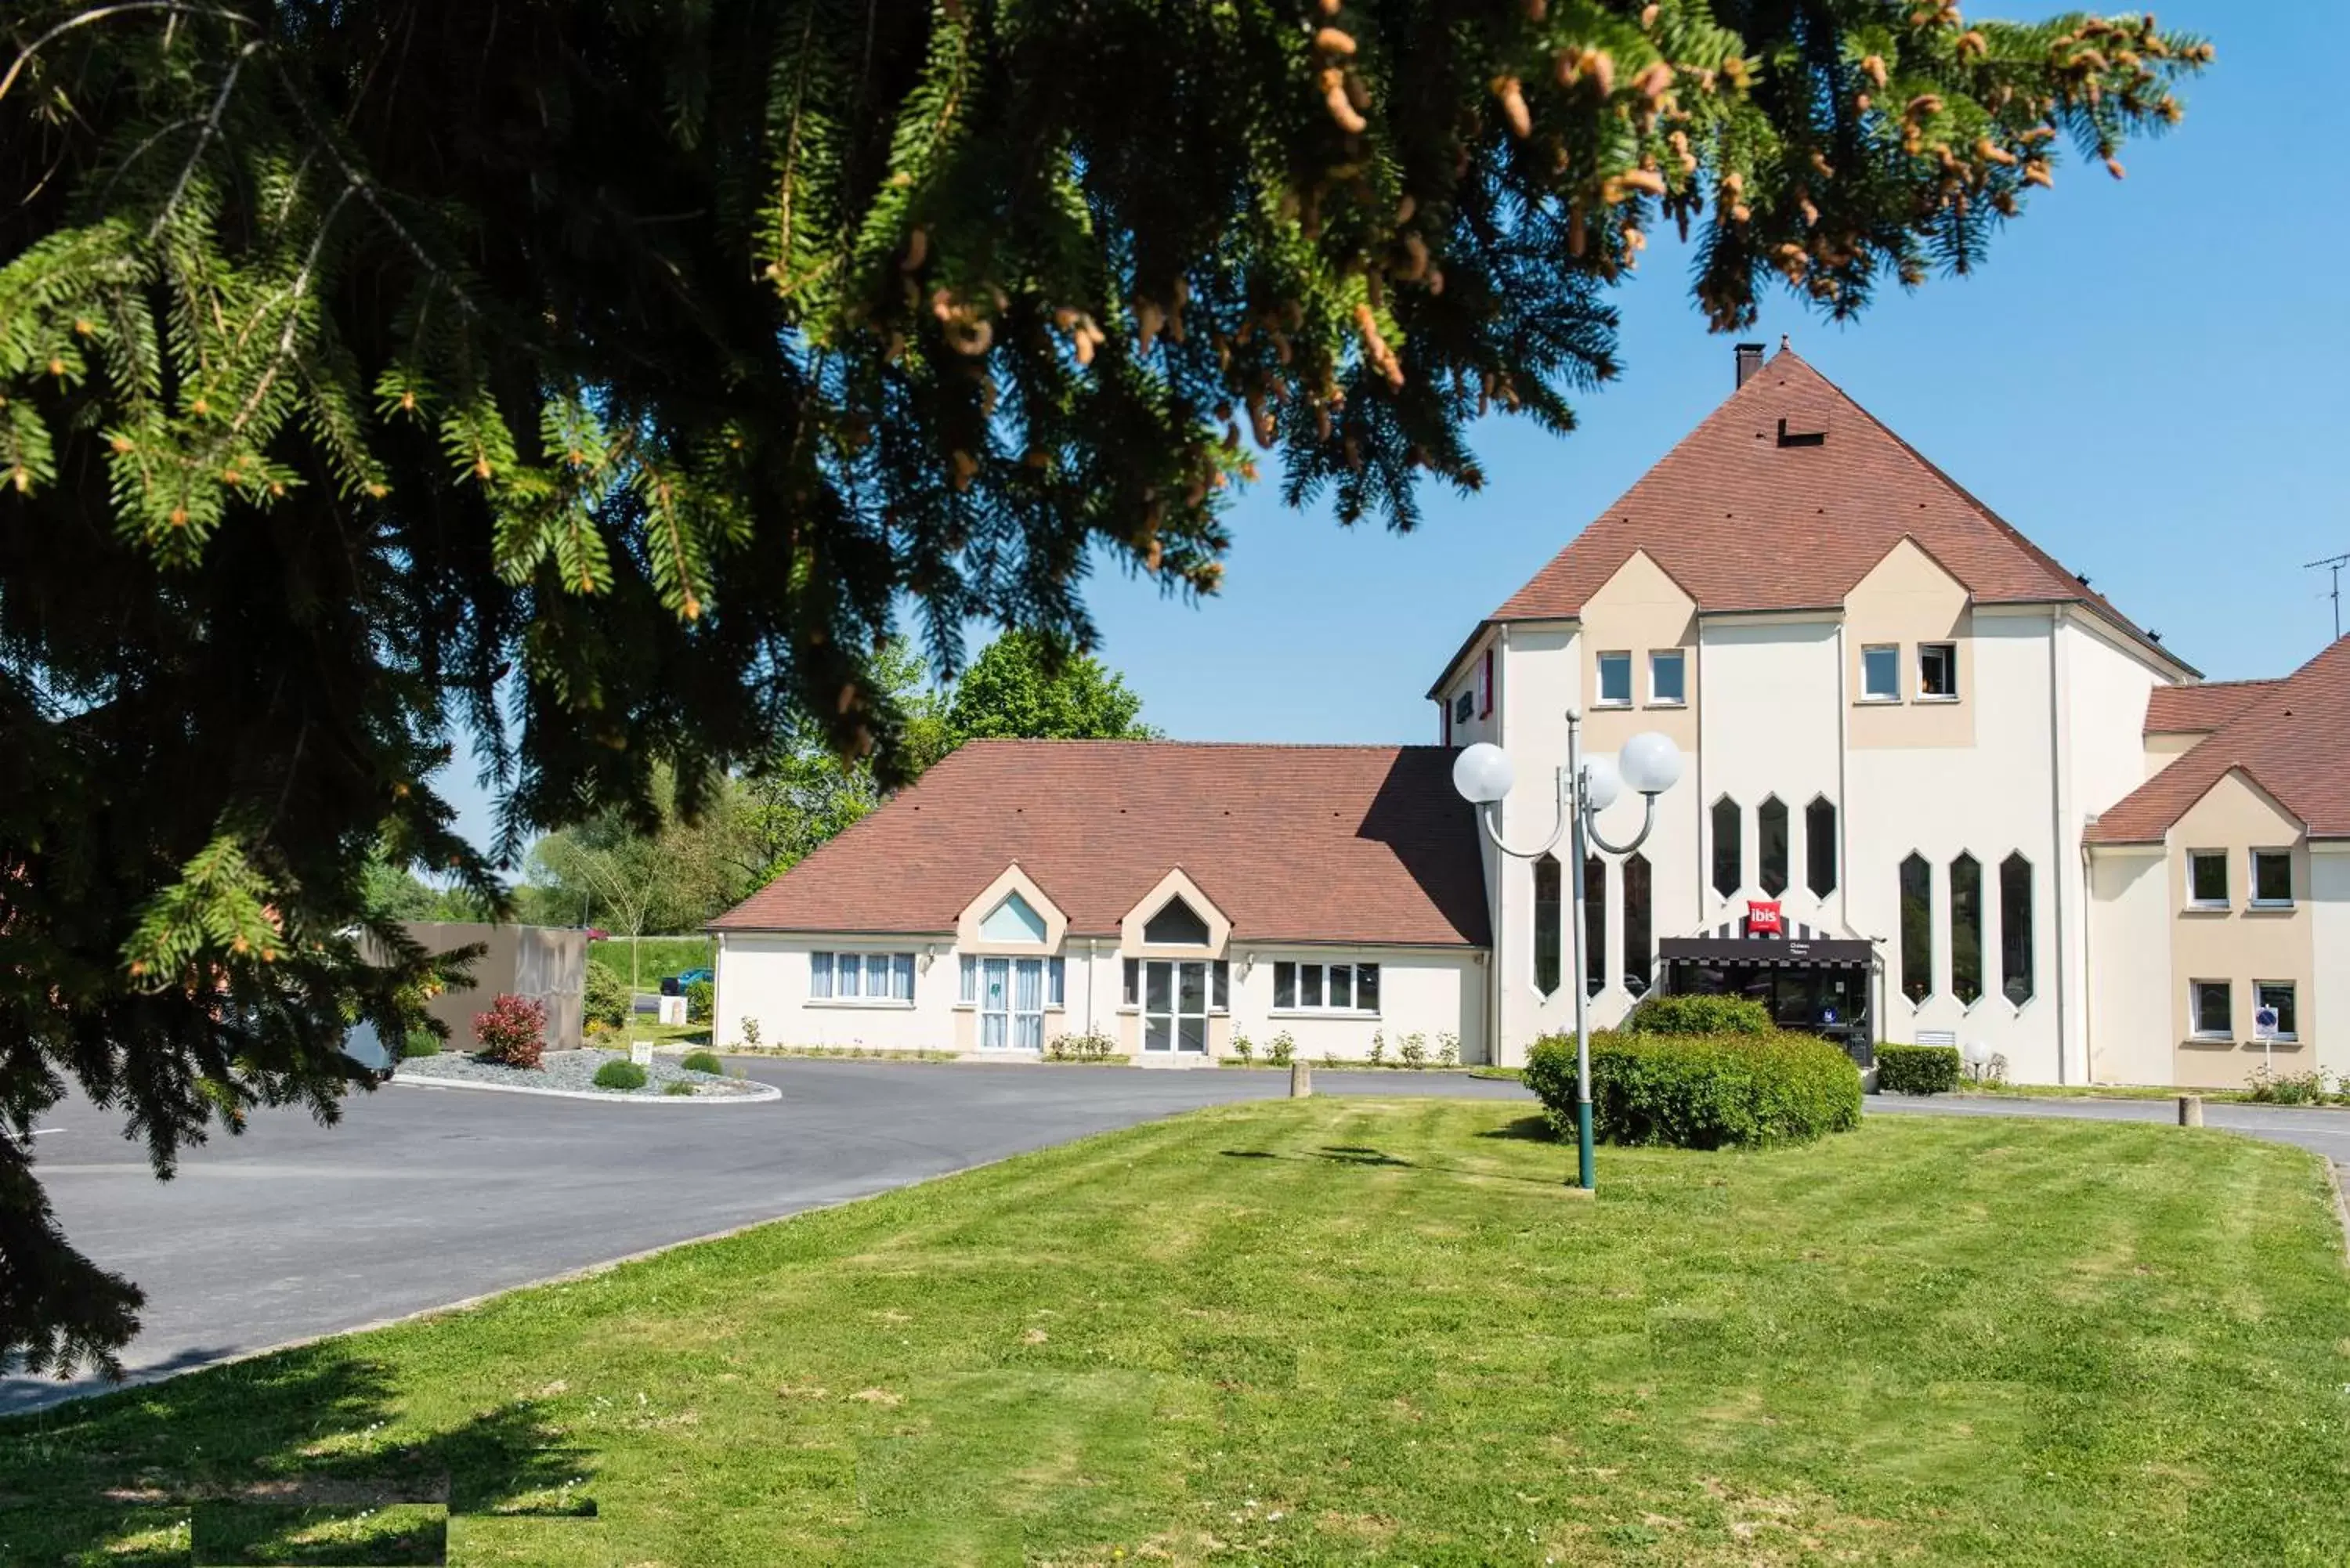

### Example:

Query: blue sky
xmin=443 ymin=1 xmax=2349 ymax=859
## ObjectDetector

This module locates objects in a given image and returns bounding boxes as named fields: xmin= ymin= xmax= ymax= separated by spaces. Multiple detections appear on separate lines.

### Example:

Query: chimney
xmin=1734 ymin=342 xmax=1765 ymax=389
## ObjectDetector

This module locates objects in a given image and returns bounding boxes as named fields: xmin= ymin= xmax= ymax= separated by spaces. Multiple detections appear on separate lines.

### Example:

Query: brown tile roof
xmin=2143 ymin=679 xmax=2279 ymax=734
xmin=710 ymin=741 xmax=1490 ymax=947
xmin=1481 ymin=349 xmax=2190 ymax=673
xmin=2088 ymin=638 xmax=2350 ymax=844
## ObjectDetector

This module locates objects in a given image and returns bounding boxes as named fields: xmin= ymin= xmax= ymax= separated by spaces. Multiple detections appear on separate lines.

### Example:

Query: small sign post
xmin=2254 ymin=1003 xmax=2281 ymax=1076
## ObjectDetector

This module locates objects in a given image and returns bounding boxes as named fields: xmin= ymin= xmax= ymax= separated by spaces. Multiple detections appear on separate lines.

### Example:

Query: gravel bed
xmin=393 ymin=1047 xmax=757 ymax=1098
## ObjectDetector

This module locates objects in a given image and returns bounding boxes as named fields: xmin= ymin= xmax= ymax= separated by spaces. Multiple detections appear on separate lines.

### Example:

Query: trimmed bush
xmin=1622 ymin=994 xmax=1773 ymax=1036
xmin=685 ymin=978 xmax=714 ymax=1024
xmin=584 ymin=960 xmax=630 ymax=1031
xmin=593 ymin=1059 xmax=648 ymax=1091
xmin=663 ymin=1080 xmax=696 ymax=1096
xmin=680 ymin=1050 xmax=723 ymax=1075
xmin=1875 ymin=1043 xmax=1961 ymax=1097
xmin=400 ymin=1030 xmax=439 ymax=1059
xmin=1524 ymin=1028 xmax=1861 ymax=1151
xmin=474 ymin=993 xmax=548 ymax=1069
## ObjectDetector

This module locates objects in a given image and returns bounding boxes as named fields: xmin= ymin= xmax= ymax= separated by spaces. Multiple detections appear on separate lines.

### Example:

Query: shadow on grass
xmin=1216 ymin=1143 xmax=1569 ymax=1189
xmin=1477 ymin=1115 xmax=1561 ymax=1143
xmin=0 ymin=1340 xmax=595 ymax=1564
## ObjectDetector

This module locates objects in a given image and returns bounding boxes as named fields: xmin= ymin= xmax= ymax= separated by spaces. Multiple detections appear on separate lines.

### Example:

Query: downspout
xmin=1835 ymin=618 xmax=1852 ymax=938
xmin=2048 ymin=608 xmax=2072 ymax=1083
xmin=1490 ymin=623 xmax=1510 ymax=1064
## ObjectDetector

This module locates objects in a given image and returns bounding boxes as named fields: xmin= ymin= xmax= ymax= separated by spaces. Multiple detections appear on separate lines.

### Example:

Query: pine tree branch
xmin=146 ymin=36 xmax=265 ymax=243
xmin=0 ymin=1 xmax=255 ymax=106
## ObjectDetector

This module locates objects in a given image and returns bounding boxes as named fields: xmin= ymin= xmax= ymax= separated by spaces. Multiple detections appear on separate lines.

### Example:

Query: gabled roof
xmin=1480 ymin=348 xmax=2192 ymax=674
xmin=711 ymin=741 xmax=1489 ymax=947
xmin=2143 ymin=679 xmax=2279 ymax=734
xmin=2088 ymin=638 xmax=2350 ymax=844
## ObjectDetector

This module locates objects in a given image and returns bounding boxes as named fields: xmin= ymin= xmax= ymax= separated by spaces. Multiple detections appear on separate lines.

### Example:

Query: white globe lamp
xmin=1618 ymin=730 xmax=1684 ymax=797
xmin=1451 ymin=742 xmax=1515 ymax=805
xmin=1579 ymin=754 xmax=1623 ymax=814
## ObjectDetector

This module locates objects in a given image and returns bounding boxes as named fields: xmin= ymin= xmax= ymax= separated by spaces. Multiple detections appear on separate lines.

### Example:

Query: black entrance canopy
xmin=1657 ymin=917 xmax=1874 ymax=970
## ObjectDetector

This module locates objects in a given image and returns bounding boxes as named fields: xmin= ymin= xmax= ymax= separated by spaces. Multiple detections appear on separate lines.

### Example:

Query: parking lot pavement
xmin=1 ymin=1058 xmax=1527 ymax=1414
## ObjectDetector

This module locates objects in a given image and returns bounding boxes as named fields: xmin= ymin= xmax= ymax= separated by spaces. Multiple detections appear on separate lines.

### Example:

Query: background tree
xmin=0 ymin=0 xmax=2206 ymax=1374
xmin=945 ymin=630 xmax=1158 ymax=747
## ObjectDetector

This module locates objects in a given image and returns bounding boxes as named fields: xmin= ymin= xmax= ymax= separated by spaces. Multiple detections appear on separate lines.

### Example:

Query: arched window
xmin=1805 ymin=797 xmax=1838 ymax=897
xmin=1532 ymin=854 xmax=1561 ymax=996
xmin=1583 ymin=854 xmax=1607 ymax=998
xmin=1900 ymin=854 xmax=1932 ymax=1003
xmin=2001 ymin=854 xmax=2034 ymax=1005
xmin=1711 ymin=797 xmax=1742 ymax=899
xmin=1143 ymin=895 xmax=1210 ymax=946
xmin=1622 ymin=851 xmax=1652 ymax=998
xmin=1950 ymin=853 xmax=1983 ymax=1005
xmin=1758 ymin=797 xmax=1789 ymax=897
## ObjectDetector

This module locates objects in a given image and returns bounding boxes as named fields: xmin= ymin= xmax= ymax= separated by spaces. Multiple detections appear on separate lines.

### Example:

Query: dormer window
xmin=1143 ymin=895 xmax=1211 ymax=946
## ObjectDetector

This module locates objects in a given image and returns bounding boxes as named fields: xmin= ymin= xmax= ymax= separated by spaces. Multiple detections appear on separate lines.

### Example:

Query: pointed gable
xmin=2090 ymin=638 xmax=2350 ymax=844
xmin=1488 ymin=349 xmax=2186 ymax=672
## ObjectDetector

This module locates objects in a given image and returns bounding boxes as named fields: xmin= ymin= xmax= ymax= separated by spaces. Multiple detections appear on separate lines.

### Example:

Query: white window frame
xmin=1916 ymin=641 xmax=1959 ymax=702
xmin=2188 ymin=978 xmax=2232 ymax=1042
xmin=1271 ymin=959 xmax=1383 ymax=1016
xmin=2186 ymin=850 xmax=2230 ymax=911
xmin=1594 ymin=651 xmax=1633 ymax=708
xmin=811 ymin=950 xmax=916 ymax=1007
xmin=1860 ymin=644 xmax=1901 ymax=703
xmin=2254 ymin=981 xmax=2299 ymax=1042
xmin=1647 ymin=649 xmax=1687 ymax=708
xmin=1138 ymin=958 xmax=1213 ymax=1054
xmin=2249 ymin=849 xmax=2294 ymax=909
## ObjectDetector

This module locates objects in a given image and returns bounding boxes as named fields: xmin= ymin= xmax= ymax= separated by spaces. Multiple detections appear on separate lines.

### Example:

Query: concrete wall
xmin=400 ymin=922 xmax=589 ymax=1050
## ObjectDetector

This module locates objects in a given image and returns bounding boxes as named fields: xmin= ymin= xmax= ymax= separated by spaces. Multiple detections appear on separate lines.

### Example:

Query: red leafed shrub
xmin=474 ymin=993 xmax=548 ymax=1069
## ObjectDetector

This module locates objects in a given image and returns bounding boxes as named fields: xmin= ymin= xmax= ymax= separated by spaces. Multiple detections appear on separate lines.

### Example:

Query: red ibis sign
xmin=1746 ymin=900 xmax=1783 ymax=936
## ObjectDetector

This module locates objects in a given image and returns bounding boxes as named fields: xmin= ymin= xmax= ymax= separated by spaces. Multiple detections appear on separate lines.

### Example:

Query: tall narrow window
xmin=1805 ymin=796 xmax=1838 ymax=897
xmin=1758 ymin=797 xmax=1789 ymax=897
xmin=1583 ymin=854 xmax=1607 ymax=998
xmin=1711 ymin=797 xmax=1743 ymax=898
xmin=2000 ymin=853 xmax=2034 ymax=1005
xmin=1532 ymin=854 xmax=1561 ymax=996
xmin=1900 ymin=854 xmax=1932 ymax=1003
xmin=1622 ymin=852 xmax=1653 ymax=997
xmin=1950 ymin=852 xmax=1983 ymax=1005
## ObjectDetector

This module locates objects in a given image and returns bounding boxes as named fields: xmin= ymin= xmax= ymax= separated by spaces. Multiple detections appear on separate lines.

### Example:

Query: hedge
xmin=584 ymin=960 xmax=630 ymax=1031
xmin=1875 ymin=1043 xmax=1961 ymax=1097
xmin=1524 ymin=1028 xmax=1862 ymax=1151
xmin=1622 ymin=994 xmax=1773 ymax=1036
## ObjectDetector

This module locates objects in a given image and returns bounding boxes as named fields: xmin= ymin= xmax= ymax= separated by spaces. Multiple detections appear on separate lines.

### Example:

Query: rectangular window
xmin=1596 ymin=651 xmax=1632 ymax=706
xmin=1532 ymin=854 xmax=1561 ymax=996
xmin=1583 ymin=854 xmax=1607 ymax=999
xmin=1478 ymin=649 xmax=1495 ymax=718
xmin=1648 ymin=649 xmax=1687 ymax=706
xmin=2190 ymin=979 xmax=2232 ymax=1039
xmin=1622 ymin=853 xmax=1652 ymax=998
xmin=1047 ymin=956 xmax=1066 ymax=1006
xmin=2256 ymin=981 xmax=2298 ymax=1040
xmin=1123 ymin=956 xmax=1140 ymax=1007
xmin=2187 ymin=850 xmax=2229 ymax=909
xmin=2251 ymin=850 xmax=2294 ymax=907
xmin=960 ymin=953 xmax=978 ymax=1003
xmin=816 ymin=951 xmax=919 ymax=1005
xmin=1861 ymin=644 xmax=1900 ymax=702
xmin=1918 ymin=642 xmax=1958 ymax=699
xmin=1453 ymin=689 xmax=1473 ymax=725
xmin=1271 ymin=961 xmax=1382 ymax=1014
xmin=1900 ymin=854 xmax=1932 ymax=1003
xmin=1211 ymin=959 xmax=1229 ymax=1011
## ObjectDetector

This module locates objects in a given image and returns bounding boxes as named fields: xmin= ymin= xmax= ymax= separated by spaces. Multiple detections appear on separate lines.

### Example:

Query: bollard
xmin=1289 ymin=1061 xmax=1312 ymax=1099
xmin=2178 ymin=1093 xmax=2203 ymax=1128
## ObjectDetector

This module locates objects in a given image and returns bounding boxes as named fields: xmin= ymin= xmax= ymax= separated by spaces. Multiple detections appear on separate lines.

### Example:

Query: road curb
xmin=385 ymin=1073 xmax=780 ymax=1106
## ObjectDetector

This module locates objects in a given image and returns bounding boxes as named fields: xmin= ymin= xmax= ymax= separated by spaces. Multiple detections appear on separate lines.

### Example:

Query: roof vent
xmin=2148 ymin=630 xmax=2163 ymax=642
xmin=1735 ymin=342 xmax=1766 ymax=388
xmin=1775 ymin=416 xmax=1826 ymax=448
xmin=2075 ymin=573 xmax=2091 ymax=587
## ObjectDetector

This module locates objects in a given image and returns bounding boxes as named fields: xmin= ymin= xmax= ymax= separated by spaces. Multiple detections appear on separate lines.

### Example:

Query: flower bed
xmin=395 ymin=1047 xmax=756 ymax=1099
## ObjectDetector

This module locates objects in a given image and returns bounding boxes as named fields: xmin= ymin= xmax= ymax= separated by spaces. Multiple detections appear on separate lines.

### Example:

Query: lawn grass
xmin=6 ymin=1104 xmax=2348 ymax=1565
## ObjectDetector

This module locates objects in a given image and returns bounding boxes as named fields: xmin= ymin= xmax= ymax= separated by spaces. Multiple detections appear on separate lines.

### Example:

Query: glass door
xmin=981 ymin=956 xmax=1045 ymax=1050
xmin=1141 ymin=960 xmax=1209 ymax=1053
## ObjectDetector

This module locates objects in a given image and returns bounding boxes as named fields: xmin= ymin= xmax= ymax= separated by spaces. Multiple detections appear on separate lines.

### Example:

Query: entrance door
xmin=980 ymin=957 xmax=1046 ymax=1050
xmin=1141 ymin=959 xmax=1208 ymax=1054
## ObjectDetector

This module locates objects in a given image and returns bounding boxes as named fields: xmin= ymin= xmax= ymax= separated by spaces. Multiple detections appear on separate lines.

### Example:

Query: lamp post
xmin=1453 ymin=711 xmax=1683 ymax=1191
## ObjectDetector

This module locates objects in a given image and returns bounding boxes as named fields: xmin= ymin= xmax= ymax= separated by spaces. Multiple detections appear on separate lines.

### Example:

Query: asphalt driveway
xmin=7 ymin=1060 xmax=2345 ymax=1415
xmin=2 ymin=1058 xmax=1524 ymax=1414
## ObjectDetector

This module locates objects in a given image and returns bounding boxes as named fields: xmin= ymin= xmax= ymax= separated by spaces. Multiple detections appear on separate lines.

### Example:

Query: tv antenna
xmin=2308 ymin=552 xmax=2350 ymax=642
